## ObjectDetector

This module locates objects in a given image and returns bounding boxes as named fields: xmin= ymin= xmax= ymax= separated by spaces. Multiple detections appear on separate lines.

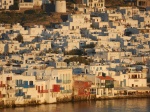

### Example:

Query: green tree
xmin=65 ymin=49 xmax=84 ymax=55
xmin=24 ymin=10 xmax=36 ymax=14
xmin=82 ymin=43 xmax=96 ymax=48
xmin=64 ymin=56 xmax=93 ymax=65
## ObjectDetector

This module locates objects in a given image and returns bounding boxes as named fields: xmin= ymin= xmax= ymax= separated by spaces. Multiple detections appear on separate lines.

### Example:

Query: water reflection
xmin=1 ymin=98 xmax=150 ymax=112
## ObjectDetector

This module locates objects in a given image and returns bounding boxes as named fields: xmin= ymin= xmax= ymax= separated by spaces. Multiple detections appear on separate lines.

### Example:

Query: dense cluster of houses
xmin=1 ymin=6 xmax=150 ymax=105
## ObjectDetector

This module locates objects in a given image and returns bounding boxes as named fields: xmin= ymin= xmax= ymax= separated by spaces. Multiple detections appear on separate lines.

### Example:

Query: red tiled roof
xmin=97 ymin=76 xmax=114 ymax=80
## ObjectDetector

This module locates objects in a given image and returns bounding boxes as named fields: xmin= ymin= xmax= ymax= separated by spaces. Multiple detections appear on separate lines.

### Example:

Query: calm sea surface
xmin=1 ymin=98 xmax=150 ymax=112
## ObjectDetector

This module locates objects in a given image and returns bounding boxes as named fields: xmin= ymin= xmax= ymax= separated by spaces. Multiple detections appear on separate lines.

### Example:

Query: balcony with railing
xmin=28 ymin=85 xmax=35 ymax=88
xmin=16 ymin=84 xmax=35 ymax=88
xmin=15 ymin=92 xmax=25 ymax=96
xmin=19 ymin=2 xmax=33 ymax=9
xmin=24 ymin=95 xmax=31 ymax=99
xmin=61 ymin=90 xmax=72 ymax=93
xmin=16 ymin=84 xmax=24 ymax=87
xmin=50 ymin=89 xmax=60 ymax=92
xmin=56 ymin=79 xmax=62 ymax=83
xmin=63 ymin=80 xmax=71 ymax=84
xmin=90 ymin=91 xmax=96 ymax=94
xmin=23 ymin=85 xmax=35 ymax=88
xmin=105 ymin=84 xmax=114 ymax=88
xmin=38 ymin=90 xmax=49 ymax=93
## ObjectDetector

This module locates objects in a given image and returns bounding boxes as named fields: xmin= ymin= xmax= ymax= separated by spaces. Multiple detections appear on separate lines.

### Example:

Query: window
xmin=29 ymin=81 xmax=33 ymax=85
xmin=101 ymin=83 xmax=105 ymax=86
xmin=100 ymin=67 xmax=102 ymax=70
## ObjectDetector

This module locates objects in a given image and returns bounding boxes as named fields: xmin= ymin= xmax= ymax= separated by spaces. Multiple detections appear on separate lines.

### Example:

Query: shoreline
xmin=1 ymin=95 xmax=150 ymax=109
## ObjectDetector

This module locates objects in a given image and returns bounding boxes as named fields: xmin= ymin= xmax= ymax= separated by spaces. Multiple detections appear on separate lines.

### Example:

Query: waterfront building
xmin=73 ymin=75 xmax=92 ymax=96
xmin=1 ymin=4 xmax=150 ymax=105
xmin=95 ymin=75 xmax=114 ymax=98
xmin=14 ymin=73 xmax=36 ymax=104
xmin=51 ymin=68 xmax=73 ymax=100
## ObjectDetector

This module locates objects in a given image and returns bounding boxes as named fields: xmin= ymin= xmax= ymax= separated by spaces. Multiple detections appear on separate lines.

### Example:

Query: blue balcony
xmin=23 ymin=85 xmax=35 ymax=88
xmin=56 ymin=79 xmax=62 ymax=83
xmin=16 ymin=84 xmax=35 ymax=88
xmin=23 ymin=85 xmax=28 ymax=88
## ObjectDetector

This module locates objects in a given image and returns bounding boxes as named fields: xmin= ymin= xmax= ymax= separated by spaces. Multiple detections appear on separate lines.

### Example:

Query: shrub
xmin=15 ymin=34 xmax=23 ymax=43
xmin=24 ymin=10 xmax=36 ymax=14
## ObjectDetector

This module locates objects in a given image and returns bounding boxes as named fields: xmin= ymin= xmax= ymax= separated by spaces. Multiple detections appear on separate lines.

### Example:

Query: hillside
xmin=0 ymin=10 xmax=68 ymax=27
xmin=105 ymin=0 xmax=126 ymax=7
xmin=0 ymin=0 xmax=129 ymax=27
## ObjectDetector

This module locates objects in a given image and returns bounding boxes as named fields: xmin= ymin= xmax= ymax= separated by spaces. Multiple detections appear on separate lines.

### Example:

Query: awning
xmin=114 ymin=87 xmax=136 ymax=92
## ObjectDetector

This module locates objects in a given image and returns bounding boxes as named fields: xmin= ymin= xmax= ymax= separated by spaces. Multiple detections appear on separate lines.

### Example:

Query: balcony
xmin=15 ymin=92 xmax=25 ymax=96
xmin=90 ymin=91 xmax=96 ymax=94
xmin=16 ymin=84 xmax=35 ymax=88
xmin=38 ymin=90 xmax=49 ymax=93
xmin=50 ymin=89 xmax=59 ymax=92
xmin=24 ymin=85 xmax=35 ymax=88
xmin=16 ymin=84 xmax=24 ymax=87
xmin=19 ymin=3 xmax=33 ymax=8
xmin=63 ymin=80 xmax=71 ymax=84
xmin=105 ymin=84 xmax=114 ymax=88
xmin=56 ymin=79 xmax=62 ymax=83
xmin=61 ymin=90 xmax=72 ymax=93
xmin=28 ymin=85 xmax=35 ymax=88
xmin=24 ymin=95 xmax=31 ymax=99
